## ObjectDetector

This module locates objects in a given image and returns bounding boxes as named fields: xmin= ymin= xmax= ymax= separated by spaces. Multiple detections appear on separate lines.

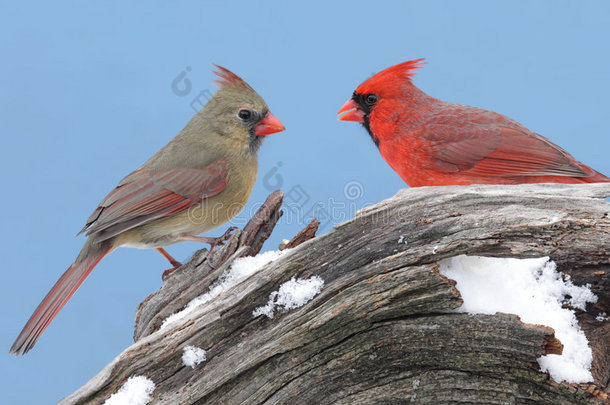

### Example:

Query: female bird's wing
xmin=78 ymin=158 xmax=230 ymax=241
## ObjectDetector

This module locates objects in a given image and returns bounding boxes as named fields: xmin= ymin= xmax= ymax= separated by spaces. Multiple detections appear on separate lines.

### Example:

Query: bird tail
xmin=9 ymin=239 xmax=112 ymax=355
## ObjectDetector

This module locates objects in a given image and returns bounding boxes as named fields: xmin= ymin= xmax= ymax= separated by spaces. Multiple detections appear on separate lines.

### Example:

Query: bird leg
xmin=179 ymin=227 xmax=238 ymax=253
xmin=156 ymin=247 xmax=182 ymax=280
xmin=160 ymin=228 xmax=238 ymax=279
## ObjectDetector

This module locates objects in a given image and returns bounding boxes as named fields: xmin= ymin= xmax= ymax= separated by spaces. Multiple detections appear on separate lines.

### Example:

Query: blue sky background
xmin=1 ymin=1 xmax=609 ymax=403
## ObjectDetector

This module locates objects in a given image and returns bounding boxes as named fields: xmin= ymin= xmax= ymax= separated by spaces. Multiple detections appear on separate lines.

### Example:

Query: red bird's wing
xmin=421 ymin=121 xmax=589 ymax=178
xmin=79 ymin=158 xmax=230 ymax=240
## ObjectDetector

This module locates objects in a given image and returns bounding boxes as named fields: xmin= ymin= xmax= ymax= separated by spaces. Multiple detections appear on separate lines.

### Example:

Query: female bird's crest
xmin=212 ymin=64 xmax=250 ymax=89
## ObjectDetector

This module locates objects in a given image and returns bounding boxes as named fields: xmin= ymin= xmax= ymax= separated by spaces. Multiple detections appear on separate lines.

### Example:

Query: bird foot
xmin=209 ymin=226 xmax=238 ymax=252
xmin=177 ymin=227 xmax=240 ymax=269
xmin=180 ymin=227 xmax=239 ymax=253
xmin=156 ymin=247 xmax=183 ymax=280
xmin=161 ymin=264 xmax=183 ymax=281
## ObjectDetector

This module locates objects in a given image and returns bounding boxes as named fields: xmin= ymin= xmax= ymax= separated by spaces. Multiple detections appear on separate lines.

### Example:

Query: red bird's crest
xmin=376 ymin=58 xmax=426 ymax=80
xmin=355 ymin=58 xmax=426 ymax=97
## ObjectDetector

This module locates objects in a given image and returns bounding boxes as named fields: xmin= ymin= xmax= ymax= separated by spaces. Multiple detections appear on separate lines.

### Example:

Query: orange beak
xmin=337 ymin=98 xmax=365 ymax=123
xmin=255 ymin=111 xmax=285 ymax=136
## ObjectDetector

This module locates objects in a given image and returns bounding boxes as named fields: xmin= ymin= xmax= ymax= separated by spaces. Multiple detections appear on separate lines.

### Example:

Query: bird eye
xmin=238 ymin=109 xmax=252 ymax=120
xmin=365 ymin=94 xmax=378 ymax=106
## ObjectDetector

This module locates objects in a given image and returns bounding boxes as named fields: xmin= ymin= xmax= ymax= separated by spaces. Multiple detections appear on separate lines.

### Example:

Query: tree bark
xmin=61 ymin=183 xmax=610 ymax=405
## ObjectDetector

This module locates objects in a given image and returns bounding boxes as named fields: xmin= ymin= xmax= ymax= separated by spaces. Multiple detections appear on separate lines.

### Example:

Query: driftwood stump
xmin=61 ymin=184 xmax=610 ymax=404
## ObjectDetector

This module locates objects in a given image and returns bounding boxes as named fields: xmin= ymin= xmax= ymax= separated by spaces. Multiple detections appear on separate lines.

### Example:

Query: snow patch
xmin=104 ymin=375 xmax=155 ymax=405
xmin=253 ymin=276 xmax=324 ymax=318
xmin=182 ymin=345 xmax=207 ymax=368
xmin=439 ymin=255 xmax=597 ymax=384
xmin=408 ymin=379 xmax=420 ymax=402
xmin=596 ymin=312 xmax=609 ymax=322
xmin=162 ymin=250 xmax=287 ymax=329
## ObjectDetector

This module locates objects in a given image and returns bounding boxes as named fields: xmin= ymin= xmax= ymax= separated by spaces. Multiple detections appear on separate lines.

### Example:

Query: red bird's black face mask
xmin=338 ymin=93 xmax=380 ymax=147
xmin=353 ymin=93 xmax=380 ymax=147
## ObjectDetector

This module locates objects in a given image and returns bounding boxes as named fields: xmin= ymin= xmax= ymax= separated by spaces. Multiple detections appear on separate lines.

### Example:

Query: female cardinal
xmin=10 ymin=66 xmax=285 ymax=355
xmin=338 ymin=59 xmax=609 ymax=186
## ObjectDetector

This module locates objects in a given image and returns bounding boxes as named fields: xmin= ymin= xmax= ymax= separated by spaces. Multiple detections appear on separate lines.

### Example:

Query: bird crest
xmin=355 ymin=58 xmax=426 ymax=98
xmin=212 ymin=64 xmax=250 ymax=89
xmin=381 ymin=58 xmax=426 ymax=80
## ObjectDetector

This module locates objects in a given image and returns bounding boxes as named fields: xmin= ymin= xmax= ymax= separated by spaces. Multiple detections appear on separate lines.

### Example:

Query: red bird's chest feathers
xmin=371 ymin=99 xmax=441 ymax=186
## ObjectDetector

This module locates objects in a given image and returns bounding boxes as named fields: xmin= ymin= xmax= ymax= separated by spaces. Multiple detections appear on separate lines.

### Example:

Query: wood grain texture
xmin=61 ymin=184 xmax=610 ymax=405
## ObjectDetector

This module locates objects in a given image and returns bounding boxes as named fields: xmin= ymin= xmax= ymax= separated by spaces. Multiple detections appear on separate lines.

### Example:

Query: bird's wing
xmin=78 ymin=158 xmax=230 ymax=240
xmin=420 ymin=120 xmax=589 ymax=178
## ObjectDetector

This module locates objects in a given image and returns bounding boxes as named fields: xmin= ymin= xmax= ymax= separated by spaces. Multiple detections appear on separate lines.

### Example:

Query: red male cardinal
xmin=338 ymin=59 xmax=609 ymax=186
xmin=10 ymin=66 xmax=285 ymax=355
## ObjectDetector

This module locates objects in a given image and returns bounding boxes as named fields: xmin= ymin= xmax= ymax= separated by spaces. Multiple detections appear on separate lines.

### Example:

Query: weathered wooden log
xmin=61 ymin=183 xmax=610 ymax=404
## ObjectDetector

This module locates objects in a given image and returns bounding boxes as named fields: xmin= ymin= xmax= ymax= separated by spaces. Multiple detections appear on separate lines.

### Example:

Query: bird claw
xmin=161 ymin=263 xmax=182 ymax=281
xmin=215 ymin=226 xmax=238 ymax=247
xmin=208 ymin=226 xmax=238 ymax=252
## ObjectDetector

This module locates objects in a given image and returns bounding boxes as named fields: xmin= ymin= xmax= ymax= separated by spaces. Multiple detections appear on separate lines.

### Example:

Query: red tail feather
xmin=10 ymin=240 xmax=112 ymax=355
